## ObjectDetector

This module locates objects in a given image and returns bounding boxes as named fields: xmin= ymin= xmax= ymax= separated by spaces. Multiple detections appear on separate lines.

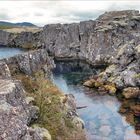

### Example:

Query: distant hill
xmin=0 ymin=21 xmax=36 ymax=27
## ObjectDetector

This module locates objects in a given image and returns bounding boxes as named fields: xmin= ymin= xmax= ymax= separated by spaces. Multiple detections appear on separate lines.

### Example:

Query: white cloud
xmin=0 ymin=1 xmax=140 ymax=26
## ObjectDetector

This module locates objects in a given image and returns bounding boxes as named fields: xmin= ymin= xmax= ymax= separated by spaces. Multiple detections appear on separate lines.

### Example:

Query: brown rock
xmin=130 ymin=104 xmax=140 ymax=116
xmin=104 ymin=84 xmax=117 ymax=94
xmin=122 ymin=87 xmax=140 ymax=99
xmin=83 ymin=79 xmax=96 ymax=88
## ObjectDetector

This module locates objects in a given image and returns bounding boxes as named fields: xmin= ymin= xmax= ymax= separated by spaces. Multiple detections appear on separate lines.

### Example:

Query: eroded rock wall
xmin=0 ymin=30 xmax=11 ymax=45
xmin=41 ymin=10 xmax=140 ymax=64
xmin=2 ymin=49 xmax=54 ymax=76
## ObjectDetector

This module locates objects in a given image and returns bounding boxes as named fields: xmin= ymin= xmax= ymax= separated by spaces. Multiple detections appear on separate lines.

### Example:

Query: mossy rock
xmin=83 ymin=79 xmax=103 ymax=88
xmin=83 ymin=79 xmax=96 ymax=88
xmin=105 ymin=64 xmax=117 ymax=75
xmin=31 ymin=125 xmax=52 ymax=140
xmin=22 ymin=42 xmax=34 ymax=49
xmin=117 ymin=40 xmax=134 ymax=57
xmin=104 ymin=83 xmax=117 ymax=94
xmin=94 ymin=81 xmax=104 ymax=88
xmin=136 ymin=74 xmax=140 ymax=78
xmin=122 ymin=87 xmax=140 ymax=99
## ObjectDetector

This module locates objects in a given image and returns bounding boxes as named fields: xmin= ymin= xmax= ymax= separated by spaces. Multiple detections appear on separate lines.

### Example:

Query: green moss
xmin=136 ymin=74 xmax=140 ymax=78
xmin=22 ymin=43 xmax=34 ymax=49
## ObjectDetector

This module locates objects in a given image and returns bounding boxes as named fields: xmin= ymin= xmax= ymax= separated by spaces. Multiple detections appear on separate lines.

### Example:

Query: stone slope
xmin=0 ymin=61 xmax=38 ymax=140
xmin=0 ymin=50 xmax=87 ymax=140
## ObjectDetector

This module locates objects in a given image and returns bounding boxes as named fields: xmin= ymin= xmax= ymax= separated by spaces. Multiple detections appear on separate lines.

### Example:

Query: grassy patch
xmin=13 ymin=71 xmax=79 ymax=139
xmin=3 ymin=27 xmax=41 ymax=33
xmin=0 ymin=25 xmax=13 ymax=30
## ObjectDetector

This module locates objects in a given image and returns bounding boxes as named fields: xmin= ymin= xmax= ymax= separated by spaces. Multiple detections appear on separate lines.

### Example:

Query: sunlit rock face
xmin=42 ymin=10 xmax=140 ymax=64
xmin=0 ymin=10 xmax=140 ymax=66
xmin=0 ymin=10 xmax=140 ymax=139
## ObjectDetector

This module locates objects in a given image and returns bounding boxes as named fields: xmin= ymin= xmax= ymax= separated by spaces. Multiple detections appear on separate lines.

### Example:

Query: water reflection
xmin=53 ymin=60 xmax=140 ymax=140
xmin=0 ymin=46 xmax=25 ymax=59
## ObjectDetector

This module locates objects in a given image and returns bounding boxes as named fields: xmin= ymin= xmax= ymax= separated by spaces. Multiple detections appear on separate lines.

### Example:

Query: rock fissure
xmin=0 ymin=10 xmax=140 ymax=139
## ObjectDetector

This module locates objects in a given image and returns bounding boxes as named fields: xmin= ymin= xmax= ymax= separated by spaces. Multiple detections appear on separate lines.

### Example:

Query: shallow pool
xmin=53 ymin=60 xmax=140 ymax=140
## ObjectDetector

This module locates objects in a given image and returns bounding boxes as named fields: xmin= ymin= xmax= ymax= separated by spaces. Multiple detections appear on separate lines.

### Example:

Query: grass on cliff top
xmin=2 ymin=27 xmax=42 ymax=33
xmin=13 ymin=71 xmax=80 ymax=139
xmin=0 ymin=25 xmax=14 ymax=30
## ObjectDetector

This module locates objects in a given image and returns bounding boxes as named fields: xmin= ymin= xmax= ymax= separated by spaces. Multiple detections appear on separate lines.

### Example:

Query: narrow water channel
xmin=0 ymin=46 xmax=25 ymax=59
xmin=52 ymin=60 xmax=140 ymax=140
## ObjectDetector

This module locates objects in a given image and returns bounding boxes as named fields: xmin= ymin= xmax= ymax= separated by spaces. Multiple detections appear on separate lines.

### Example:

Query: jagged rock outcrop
xmin=0 ymin=61 xmax=40 ymax=140
xmin=1 ymin=10 xmax=140 ymax=139
xmin=2 ymin=49 xmax=54 ymax=77
xmin=0 ymin=50 xmax=87 ymax=139
xmin=0 ymin=48 xmax=55 ymax=140
xmin=41 ymin=10 xmax=140 ymax=64
xmin=1 ymin=10 xmax=140 ymax=65
xmin=0 ymin=30 xmax=43 ymax=49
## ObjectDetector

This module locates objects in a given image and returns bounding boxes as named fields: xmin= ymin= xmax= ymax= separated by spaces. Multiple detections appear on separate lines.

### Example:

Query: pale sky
xmin=0 ymin=1 xmax=140 ymax=26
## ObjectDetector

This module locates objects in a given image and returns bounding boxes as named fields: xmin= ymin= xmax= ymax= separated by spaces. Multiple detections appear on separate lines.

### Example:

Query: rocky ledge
xmin=0 ymin=48 xmax=87 ymax=140
xmin=81 ymin=11 xmax=140 ymax=135
xmin=0 ymin=9 xmax=140 ymax=139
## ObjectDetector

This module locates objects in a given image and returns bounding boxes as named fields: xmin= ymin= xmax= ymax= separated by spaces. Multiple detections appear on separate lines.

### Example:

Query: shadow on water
xmin=52 ymin=60 xmax=140 ymax=140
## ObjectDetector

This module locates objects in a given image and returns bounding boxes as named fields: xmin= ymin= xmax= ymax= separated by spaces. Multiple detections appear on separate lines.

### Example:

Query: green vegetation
xmin=13 ymin=71 xmax=81 ymax=139
xmin=136 ymin=74 xmax=140 ymax=78
xmin=22 ymin=43 xmax=34 ymax=49
xmin=0 ymin=25 xmax=13 ymax=30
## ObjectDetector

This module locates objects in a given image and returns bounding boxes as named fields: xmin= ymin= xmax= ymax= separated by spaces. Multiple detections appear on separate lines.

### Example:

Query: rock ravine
xmin=0 ymin=10 xmax=140 ymax=139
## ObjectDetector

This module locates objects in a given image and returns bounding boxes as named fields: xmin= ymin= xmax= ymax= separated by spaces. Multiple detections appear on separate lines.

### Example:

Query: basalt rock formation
xmin=41 ymin=10 xmax=140 ymax=64
xmin=1 ymin=10 xmax=140 ymax=65
xmin=0 ymin=49 xmax=87 ymax=140
xmin=0 ymin=10 xmax=140 ymax=139
xmin=2 ymin=48 xmax=54 ymax=76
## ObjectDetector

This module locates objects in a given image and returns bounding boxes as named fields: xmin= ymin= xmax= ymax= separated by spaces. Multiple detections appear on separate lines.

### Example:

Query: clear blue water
xmin=0 ymin=46 xmax=25 ymax=59
xmin=53 ymin=61 xmax=140 ymax=140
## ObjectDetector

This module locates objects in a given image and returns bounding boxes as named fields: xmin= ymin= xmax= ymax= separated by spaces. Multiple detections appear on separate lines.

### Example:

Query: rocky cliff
xmin=1 ymin=10 xmax=140 ymax=65
xmin=0 ymin=49 xmax=87 ymax=140
xmin=41 ymin=10 xmax=140 ymax=64
xmin=0 ymin=29 xmax=43 ymax=49
xmin=0 ymin=10 xmax=140 ymax=139
xmin=2 ymin=48 xmax=54 ymax=76
xmin=0 ymin=61 xmax=40 ymax=140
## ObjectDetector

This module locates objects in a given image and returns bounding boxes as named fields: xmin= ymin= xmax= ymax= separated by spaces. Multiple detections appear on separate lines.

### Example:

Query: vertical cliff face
xmin=0 ymin=30 xmax=11 ymax=45
xmin=41 ymin=10 xmax=140 ymax=64
xmin=42 ymin=23 xmax=80 ymax=58
xmin=0 ymin=10 xmax=140 ymax=65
